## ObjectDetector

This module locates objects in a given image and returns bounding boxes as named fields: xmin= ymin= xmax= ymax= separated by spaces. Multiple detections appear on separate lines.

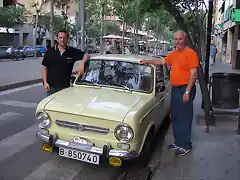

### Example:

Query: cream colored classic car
xmin=36 ymin=54 xmax=171 ymax=167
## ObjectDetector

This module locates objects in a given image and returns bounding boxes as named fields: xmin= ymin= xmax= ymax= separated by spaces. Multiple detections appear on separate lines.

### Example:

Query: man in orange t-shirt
xmin=140 ymin=30 xmax=199 ymax=156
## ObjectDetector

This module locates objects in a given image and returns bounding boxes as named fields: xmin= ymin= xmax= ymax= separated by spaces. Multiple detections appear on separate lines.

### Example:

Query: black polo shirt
xmin=42 ymin=46 xmax=85 ymax=88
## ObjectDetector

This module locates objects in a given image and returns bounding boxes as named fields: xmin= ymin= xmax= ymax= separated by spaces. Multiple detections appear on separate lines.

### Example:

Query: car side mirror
xmin=70 ymin=76 xmax=76 ymax=85
xmin=155 ymin=81 xmax=165 ymax=94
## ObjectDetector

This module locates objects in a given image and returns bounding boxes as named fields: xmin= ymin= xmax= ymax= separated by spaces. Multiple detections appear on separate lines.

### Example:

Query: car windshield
xmin=76 ymin=59 xmax=153 ymax=93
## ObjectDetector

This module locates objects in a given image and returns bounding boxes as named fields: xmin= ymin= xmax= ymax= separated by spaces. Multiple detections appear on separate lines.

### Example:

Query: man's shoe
xmin=167 ymin=143 xmax=179 ymax=150
xmin=175 ymin=148 xmax=191 ymax=156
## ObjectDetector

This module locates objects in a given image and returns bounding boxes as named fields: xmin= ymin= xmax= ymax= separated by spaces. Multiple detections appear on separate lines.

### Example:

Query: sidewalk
xmin=150 ymin=61 xmax=240 ymax=180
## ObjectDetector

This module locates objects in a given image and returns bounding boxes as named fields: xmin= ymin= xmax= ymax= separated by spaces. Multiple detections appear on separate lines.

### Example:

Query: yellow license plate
xmin=42 ymin=143 xmax=53 ymax=152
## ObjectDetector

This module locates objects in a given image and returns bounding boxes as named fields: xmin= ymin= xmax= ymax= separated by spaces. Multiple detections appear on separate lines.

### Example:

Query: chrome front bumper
xmin=36 ymin=132 xmax=138 ymax=159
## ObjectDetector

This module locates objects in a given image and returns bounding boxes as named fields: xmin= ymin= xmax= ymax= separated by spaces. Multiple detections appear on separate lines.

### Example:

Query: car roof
xmin=90 ymin=54 xmax=153 ymax=63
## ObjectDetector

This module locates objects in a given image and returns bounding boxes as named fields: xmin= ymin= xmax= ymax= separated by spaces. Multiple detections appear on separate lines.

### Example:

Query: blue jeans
xmin=46 ymin=87 xmax=65 ymax=97
xmin=171 ymin=84 xmax=196 ymax=150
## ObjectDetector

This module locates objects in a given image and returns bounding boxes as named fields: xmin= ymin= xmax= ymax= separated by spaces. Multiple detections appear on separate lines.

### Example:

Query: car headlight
xmin=114 ymin=124 xmax=134 ymax=143
xmin=36 ymin=111 xmax=51 ymax=128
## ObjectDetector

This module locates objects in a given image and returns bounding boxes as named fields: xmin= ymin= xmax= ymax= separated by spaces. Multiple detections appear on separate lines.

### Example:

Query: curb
xmin=0 ymin=71 xmax=78 ymax=92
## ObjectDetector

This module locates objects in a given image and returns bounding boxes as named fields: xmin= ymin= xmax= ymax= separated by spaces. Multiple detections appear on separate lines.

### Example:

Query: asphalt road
xmin=0 ymin=84 xmax=170 ymax=180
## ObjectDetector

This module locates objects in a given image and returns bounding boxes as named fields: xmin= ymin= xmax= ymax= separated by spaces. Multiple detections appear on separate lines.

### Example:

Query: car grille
xmin=55 ymin=120 xmax=110 ymax=134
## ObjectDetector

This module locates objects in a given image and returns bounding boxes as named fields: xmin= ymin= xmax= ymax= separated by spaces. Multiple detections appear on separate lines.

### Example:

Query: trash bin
xmin=212 ymin=73 xmax=240 ymax=109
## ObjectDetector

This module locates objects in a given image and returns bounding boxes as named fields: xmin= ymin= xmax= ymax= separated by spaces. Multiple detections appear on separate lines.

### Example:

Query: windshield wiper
xmin=108 ymin=81 xmax=131 ymax=91
xmin=78 ymin=79 xmax=101 ymax=87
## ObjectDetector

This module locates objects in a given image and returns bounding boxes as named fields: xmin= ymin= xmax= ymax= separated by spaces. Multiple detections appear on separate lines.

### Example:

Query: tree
xmin=0 ymin=5 xmax=29 ymax=30
xmin=137 ymin=0 xmax=207 ymax=53
xmin=113 ymin=0 xmax=144 ymax=53
xmin=86 ymin=20 xmax=120 ymax=38
xmin=37 ymin=14 xmax=76 ymax=39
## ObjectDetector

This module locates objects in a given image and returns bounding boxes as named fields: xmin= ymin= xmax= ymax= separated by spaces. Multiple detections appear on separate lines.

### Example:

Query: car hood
xmin=44 ymin=87 xmax=142 ymax=122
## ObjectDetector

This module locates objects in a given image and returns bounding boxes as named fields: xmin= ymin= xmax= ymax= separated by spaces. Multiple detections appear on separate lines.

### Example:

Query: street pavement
xmin=0 ymin=84 xmax=169 ymax=180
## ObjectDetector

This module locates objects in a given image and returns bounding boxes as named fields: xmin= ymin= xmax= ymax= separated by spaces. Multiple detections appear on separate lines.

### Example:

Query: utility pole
xmin=200 ymin=0 xmax=215 ymax=129
xmin=50 ymin=0 xmax=54 ymax=47
xmin=34 ymin=10 xmax=39 ymax=59
xmin=100 ymin=1 xmax=105 ymax=55
xmin=80 ymin=0 xmax=85 ymax=51
xmin=76 ymin=0 xmax=79 ymax=48
xmin=204 ymin=0 xmax=214 ymax=84
xmin=231 ymin=23 xmax=239 ymax=69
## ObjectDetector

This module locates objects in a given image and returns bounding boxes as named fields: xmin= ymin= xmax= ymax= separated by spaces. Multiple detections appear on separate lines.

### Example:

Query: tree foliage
xmin=37 ymin=14 xmax=76 ymax=38
xmin=84 ymin=0 xmax=121 ymax=38
xmin=138 ymin=0 xmax=207 ymax=53
xmin=0 ymin=5 xmax=29 ymax=29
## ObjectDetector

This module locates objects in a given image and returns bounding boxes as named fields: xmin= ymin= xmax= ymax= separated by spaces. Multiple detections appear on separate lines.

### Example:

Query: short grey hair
xmin=174 ymin=30 xmax=188 ymax=40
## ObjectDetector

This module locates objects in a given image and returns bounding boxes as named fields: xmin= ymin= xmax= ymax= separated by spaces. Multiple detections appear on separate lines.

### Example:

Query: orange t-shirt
xmin=164 ymin=47 xmax=199 ymax=86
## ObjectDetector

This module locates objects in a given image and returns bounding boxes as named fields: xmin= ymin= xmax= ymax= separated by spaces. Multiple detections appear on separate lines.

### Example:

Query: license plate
xmin=59 ymin=147 xmax=100 ymax=165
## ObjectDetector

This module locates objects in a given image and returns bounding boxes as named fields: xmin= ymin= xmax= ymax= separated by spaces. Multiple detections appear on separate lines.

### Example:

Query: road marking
xmin=0 ymin=124 xmax=38 ymax=162
xmin=0 ymin=100 xmax=38 ymax=108
xmin=0 ymin=112 xmax=22 ymax=121
xmin=24 ymin=156 xmax=81 ymax=180
xmin=0 ymin=83 xmax=42 ymax=96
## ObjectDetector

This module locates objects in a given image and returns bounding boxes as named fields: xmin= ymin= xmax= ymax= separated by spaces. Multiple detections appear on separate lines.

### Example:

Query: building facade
xmin=0 ymin=0 xmax=33 ymax=46
xmin=213 ymin=0 xmax=240 ymax=69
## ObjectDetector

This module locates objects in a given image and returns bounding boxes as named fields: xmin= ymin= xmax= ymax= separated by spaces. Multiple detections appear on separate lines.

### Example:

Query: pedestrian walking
xmin=42 ymin=30 xmax=90 ymax=96
xmin=210 ymin=43 xmax=217 ymax=65
xmin=139 ymin=30 xmax=199 ymax=156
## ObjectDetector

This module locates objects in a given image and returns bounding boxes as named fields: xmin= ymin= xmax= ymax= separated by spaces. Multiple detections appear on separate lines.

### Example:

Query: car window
xmin=76 ymin=59 xmax=154 ymax=93
xmin=156 ymin=65 xmax=165 ymax=93
xmin=163 ymin=64 xmax=170 ymax=82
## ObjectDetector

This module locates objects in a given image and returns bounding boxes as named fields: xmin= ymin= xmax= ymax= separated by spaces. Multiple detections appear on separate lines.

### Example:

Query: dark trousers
xmin=171 ymin=84 xmax=196 ymax=150
xmin=46 ymin=87 xmax=65 ymax=97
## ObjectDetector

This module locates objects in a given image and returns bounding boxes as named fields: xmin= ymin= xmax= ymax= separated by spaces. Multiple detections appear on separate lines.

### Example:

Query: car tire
xmin=137 ymin=129 xmax=154 ymax=168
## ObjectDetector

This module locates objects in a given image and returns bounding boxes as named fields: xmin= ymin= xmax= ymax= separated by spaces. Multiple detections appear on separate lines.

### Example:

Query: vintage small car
xmin=36 ymin=54 xmax=171 ymax=167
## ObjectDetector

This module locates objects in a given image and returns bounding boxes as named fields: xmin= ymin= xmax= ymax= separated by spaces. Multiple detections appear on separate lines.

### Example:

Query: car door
xmin=162 ymin=64 xmax=171 ymax=113
xmin=152 ymin=64 xmax=168 ymax=130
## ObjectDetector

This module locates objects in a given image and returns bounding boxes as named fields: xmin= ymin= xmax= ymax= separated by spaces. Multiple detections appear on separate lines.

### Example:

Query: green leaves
xmin=0 ymin=5 xmax=29 ymax=28
xmin=37 ymin=14 xmax=76 ymax=38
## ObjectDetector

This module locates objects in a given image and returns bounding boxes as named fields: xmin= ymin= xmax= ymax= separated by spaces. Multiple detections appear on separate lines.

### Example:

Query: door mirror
xmin=70 ymin=76 xmax=76 ymax=85
xmin=155 ymin=81 xmax=165 ymax=94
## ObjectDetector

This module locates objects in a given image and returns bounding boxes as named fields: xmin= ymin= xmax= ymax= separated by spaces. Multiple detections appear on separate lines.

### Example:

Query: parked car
xmin=0 ymin=46 xmax=11 ymax=59
xmin=18 ymin=45 xmax=47 ymax=57
xmin=35 ymin=54 xmax=171 ymax=167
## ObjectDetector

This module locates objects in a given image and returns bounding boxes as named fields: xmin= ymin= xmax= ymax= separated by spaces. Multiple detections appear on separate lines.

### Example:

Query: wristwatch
xmin=185 ymin=91 xmax=189 ymax=94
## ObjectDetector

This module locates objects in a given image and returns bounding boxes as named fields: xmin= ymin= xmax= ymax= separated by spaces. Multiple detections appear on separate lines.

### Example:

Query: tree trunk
xmin=34 ymin=12 xmax=39 ymax=59
xmin=50 ymin=0 xmax=54 ymax=47
xmin=100 ymin=2 xmax=105 ymax=54
xmin=122 ymin=20 xmax=125 ymax=54
xmin=162 ymin=0 xmax=194 ymax=48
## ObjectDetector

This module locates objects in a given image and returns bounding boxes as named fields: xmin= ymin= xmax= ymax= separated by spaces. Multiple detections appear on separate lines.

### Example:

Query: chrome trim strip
xmin=36 ymin=132 xmax=137 ymax=159
xmin=55 ymin=120 xmax=110 ymax=134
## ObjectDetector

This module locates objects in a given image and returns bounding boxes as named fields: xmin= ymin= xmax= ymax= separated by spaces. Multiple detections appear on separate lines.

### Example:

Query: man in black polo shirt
xmin=42 ymin=30 xmax=90 ymax=96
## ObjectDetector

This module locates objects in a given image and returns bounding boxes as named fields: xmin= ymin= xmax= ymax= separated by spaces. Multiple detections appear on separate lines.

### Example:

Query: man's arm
xmin=186 ymin=68 xmax=197 ymax=93
xmin=42 ymin=66 xmax=48 ymax=84
xmin=77 ymin=52 xmax=90 ymax=75
xmin=140 ymin=58 xmax=166 ymax=65
xmin=41 ymin=50 xmax=51 ymax=91
xmin=81 ymin=53 xmax=90 ymax=64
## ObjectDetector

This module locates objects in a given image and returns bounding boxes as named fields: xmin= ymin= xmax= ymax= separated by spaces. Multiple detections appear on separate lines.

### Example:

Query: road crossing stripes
xmin=0 ymin=100 xmax=38 ymax=108
xmin=0 ymin=100 xmax=126 ymax=180
xmin=0 ymin=124 xmax=38 ymax=162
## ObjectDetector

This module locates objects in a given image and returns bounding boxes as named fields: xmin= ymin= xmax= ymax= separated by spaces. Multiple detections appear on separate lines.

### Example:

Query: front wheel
xmin=137 ymin=130 xmax=154 ymax=168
